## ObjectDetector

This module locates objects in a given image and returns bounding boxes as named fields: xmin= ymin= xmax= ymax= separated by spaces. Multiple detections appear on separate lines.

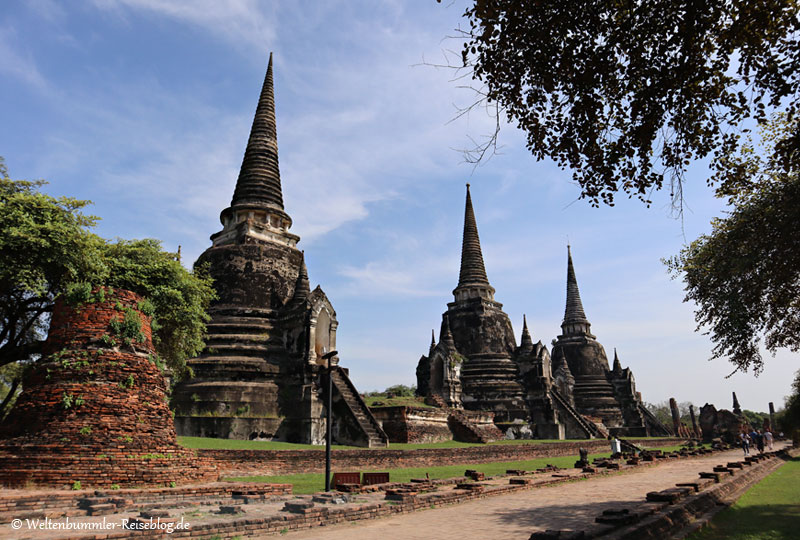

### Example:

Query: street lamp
xmin=322 ymin=349 xmax=338 ymax=492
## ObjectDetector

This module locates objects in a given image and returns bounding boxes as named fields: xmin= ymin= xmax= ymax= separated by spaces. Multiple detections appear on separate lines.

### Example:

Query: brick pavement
xmin=276 ymin=445 xmax=784 ymax=540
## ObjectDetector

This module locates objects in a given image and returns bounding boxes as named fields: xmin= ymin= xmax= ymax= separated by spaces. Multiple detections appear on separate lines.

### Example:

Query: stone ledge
xmin=596 ymin=448 xmax=796 ymax=540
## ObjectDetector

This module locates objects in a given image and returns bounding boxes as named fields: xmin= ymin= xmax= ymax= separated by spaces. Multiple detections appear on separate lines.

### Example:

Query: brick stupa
xmin=0 ymin=288 xmax=218 ymax=488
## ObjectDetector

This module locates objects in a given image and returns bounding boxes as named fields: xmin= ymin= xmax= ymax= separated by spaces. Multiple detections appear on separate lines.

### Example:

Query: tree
xmin=0 ymin=157 xmax=105 ymax=371
xmin=451 ymin=0 xmax=800 ymax=208
xmin=0 ymin=159 xmax=215 ymax=385
xmin=666 ymin=116 xmax=800 ymax=373
xmin=448 ymin=2 xmax=800 ymax=374
xmin=777 ymin=370 xmax=800 ymax=435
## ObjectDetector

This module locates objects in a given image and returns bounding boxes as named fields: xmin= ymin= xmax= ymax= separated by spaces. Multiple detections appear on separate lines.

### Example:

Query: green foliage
xmin=666 ymin=117 xmax=800 ymax=373
xmin=101 ymin=239 xmax=215 ymax=378
xmin=0 ymin=161 xmax=215 ymax=378
xmin=109 ymin=308 xmax=146 ymax=345
xmin=0 ymin=161 xmax=104 ymax=370
xmin=71 ymin=481 xmax=81 ymax=490
xmin=79 ymin=426 xmax=92 ymax=436
xmin=119 ymin=374 xmax=135 ymax=390
xmin=384 ymin=384 xmax=416 ymax=397
xmin=234 ymin=404 xmax=250 ymax=416
xmin=62 ymin=392 xmax=74 ymax=409
xmin=778 ymin=370 xmax=800 ymax=434
xmin=169 ymin=481 xmax=176 ymax=488
xmin=110 ymin=484 xmax=120 ymax=490
xmin=65 ymin=282 xmax=93 ymax=306
xmin=456 ymin=1 xmax=800 ymax=207
xmin=741 ymin=410 xmax=769 ymax=430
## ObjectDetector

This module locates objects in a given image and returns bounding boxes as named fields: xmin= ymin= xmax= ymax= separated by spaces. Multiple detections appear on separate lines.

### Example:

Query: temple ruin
xmin=171 ymin=54 xmax=386 ymax=447
xmin=416 ymin=185 xmax=670 ymax=439
xmin=0 ymin=289 xmax=218 ymax=487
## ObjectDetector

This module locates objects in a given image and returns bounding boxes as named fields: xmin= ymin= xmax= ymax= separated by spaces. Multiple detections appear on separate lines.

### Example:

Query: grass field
xmin=225 ymin=444 xmax=689 ymax=494
xmin=178 ymin=436 xmax=680 ymax=451
xmin=687 ymin=456 xmax=800 ymax=540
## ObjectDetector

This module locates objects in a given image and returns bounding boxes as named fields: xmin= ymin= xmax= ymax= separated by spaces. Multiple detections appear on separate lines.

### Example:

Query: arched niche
xmin=307 ymin=287 xmax=338 ymax=365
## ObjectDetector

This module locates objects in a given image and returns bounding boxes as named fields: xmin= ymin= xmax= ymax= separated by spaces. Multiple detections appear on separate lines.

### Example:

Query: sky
xmin=1 ymin=0 xmax=796 ymax=414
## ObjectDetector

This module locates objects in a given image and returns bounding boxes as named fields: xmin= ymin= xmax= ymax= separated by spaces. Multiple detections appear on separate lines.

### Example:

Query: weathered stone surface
xmin=416 ymin=191 xmax=667 ymax=440
xmin=170 ymin=54 xmax=385 ymax=448
xmin=0 ymin=289 xmax=218 ymax=488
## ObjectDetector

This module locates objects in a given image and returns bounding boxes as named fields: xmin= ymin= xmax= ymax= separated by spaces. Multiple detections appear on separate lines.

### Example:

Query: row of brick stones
xmin=3 ymin=442 xmax=747 ymax=539
xmin=200 ymin=437 xmax=687 ymax=475
xmin=0 ymin=483 xmax=292 ymax=524
xmin=576 ymin=447 xmax=797 ymax=540
xmin=116 ymin=446 xmax=792 ymax=539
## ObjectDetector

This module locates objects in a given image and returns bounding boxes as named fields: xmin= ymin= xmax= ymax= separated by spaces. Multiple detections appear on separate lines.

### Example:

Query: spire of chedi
xmin=454 ymin=183 xmax=496 ymax=302
xmin=232 ymin=52 xmax=284 ymax=212
xmin=561 ymin=245 xmax=594 ymax=338
xmin=214 ymin=52 xmax=298 ymax=249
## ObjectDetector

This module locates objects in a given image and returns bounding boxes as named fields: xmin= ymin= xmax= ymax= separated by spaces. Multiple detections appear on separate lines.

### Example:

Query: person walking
xmin=764 ymin=430 xmax=774 ymax=451
xmin=756 ymin=430 xmax=765 ymax=454
xmin=740 ymin=431 xmax=750 ymax=456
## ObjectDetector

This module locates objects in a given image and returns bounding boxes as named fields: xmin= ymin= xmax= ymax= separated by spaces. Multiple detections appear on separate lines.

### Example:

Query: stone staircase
xmin=330 ymin=368 xmax=389 ymax=448
xmin=425 ymin=394 xmax=502 ymax=443
xmin=638 ymin=403 xmax=673 ymax=437
xmin=549 ymin=388 xmax=602 ymax=438
xmin=446 ymin=408 xmax=503 ymax=443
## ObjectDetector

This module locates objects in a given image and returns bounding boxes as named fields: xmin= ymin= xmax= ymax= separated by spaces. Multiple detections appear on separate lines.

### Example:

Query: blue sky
xmin=2 ymin=0 xmax=795 ymax=414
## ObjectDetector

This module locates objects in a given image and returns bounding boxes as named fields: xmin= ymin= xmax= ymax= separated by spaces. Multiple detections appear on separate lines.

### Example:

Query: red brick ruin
xmin=0 ymin=288 xmax=218 ymax=488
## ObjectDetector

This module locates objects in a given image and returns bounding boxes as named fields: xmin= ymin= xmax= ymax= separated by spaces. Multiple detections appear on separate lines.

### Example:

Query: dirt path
xmin=277 ymin=446 xmax=767 ymax=539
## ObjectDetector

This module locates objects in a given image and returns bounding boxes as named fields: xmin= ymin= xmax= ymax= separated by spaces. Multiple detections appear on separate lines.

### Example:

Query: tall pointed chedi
xmin=455 ymin=184 xmax=494 ymax=298
xmin=562 ymin=245 xmax=592 ymax=336
xmin=551 ymin=246 xmax=624 ymax=427
xmin=229 ymin=53 xmax=285 ymax=214
xmin=417 ymin=184 xmax=528 ymax=427
xmin=172 ymin=53 xmax=386 ymax=447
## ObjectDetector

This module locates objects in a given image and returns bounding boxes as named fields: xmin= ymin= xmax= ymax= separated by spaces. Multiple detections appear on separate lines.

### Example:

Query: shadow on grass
xmin=688 ymin=504 xmax=800 ymax=540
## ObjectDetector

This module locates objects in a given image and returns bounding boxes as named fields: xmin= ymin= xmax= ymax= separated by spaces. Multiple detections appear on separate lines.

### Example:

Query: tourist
xmin=756 ymin=430 xmax=765 ymax=454
xmin=740 ymin=431 xmax=750 ymax=456
xmin=764 ymin=430 xmax=774 ymax=451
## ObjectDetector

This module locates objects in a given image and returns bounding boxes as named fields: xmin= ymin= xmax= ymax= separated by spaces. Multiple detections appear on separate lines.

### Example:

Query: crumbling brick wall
xmin=0 ymin=288 xmax=218 ymax=488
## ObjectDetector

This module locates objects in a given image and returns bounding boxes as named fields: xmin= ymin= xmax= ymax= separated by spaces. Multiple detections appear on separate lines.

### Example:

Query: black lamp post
xmin=321 ymin=349 xmax=338 ymax=492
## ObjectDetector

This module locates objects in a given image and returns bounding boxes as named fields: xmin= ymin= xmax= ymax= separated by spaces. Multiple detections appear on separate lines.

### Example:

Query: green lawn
xmin=362 ymin=395 xmax=433 ymax=408
xmin=687 ymin=456 xmax=800 ymax=540
xmin=226 ymin=453 xmax=598 ymax=494
xmin=179 ymin=435 xmax=680 ymax=451
xmin=226 ymin=444 xmax=690 ymax=494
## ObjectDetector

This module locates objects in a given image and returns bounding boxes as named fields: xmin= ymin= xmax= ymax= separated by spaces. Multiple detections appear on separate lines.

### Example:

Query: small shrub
xmin=169 ymin=481 xmax=176 ymax=488
xmin=119 ymin=374 xmax=135 ymax=390
xmin=109 ymin=308 xmax=146 ymax=344
xmin=110 ymin=484 xmax=120 ymax=490
xmin=137 ymin=298 xmax=156 ymax=317
xmin=65 ymin=282 xmax=92 ymax=306
xmin=74 ymin=395 xmax=85 ymax=407
xmin=71 ymin=481 xmax=81 ymax=490
xmin=79 ymin=426 xmax=92 ymax=436
xmin=234 ymin=405 xmax=250 ymax=416
xmin=61 ymin=393 xmax=74 ymax=409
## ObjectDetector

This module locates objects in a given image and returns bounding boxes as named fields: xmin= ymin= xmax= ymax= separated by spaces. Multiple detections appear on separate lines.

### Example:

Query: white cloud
xmin=90 ymin=0 xmax=277 ymax=51
xmin=0 ymin=26 xmax=48 ymax=91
